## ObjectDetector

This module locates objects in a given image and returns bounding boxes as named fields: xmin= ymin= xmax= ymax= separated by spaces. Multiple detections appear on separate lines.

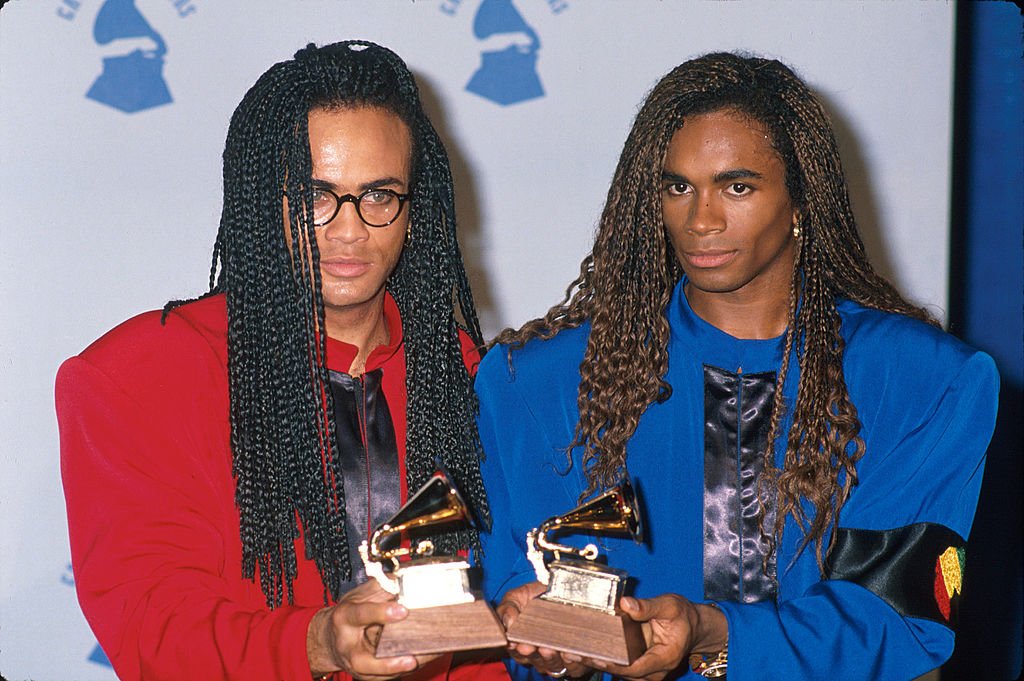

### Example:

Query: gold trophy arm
xmin=368 ymin=524 xmax=416 ymax=564
xmin=536 ymin=519 xmax=600 ymax=561
xmin=359 ymin=539 xmax=400 ymax=595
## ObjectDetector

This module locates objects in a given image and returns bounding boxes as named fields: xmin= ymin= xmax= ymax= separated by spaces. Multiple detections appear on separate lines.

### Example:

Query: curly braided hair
xmin=165 ymin=41 xmax=487 ymax=606
xmin=495 ymin=52 xmax=935 ymax=569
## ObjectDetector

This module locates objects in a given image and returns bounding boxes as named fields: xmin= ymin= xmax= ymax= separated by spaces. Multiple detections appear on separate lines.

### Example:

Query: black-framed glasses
xmin=311 ymin=187 xmax=410 ymax=228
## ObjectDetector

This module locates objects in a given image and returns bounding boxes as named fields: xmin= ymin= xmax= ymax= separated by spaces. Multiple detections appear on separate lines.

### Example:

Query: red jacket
xmin=56 ymin=293 xmax=506 ymax=681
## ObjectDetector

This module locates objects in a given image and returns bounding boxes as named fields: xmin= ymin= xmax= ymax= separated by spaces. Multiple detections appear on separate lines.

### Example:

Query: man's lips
xmin=681 ymin=249 xmax=737 ymax=269
xmin=320 ymin=258 xmax=371 ymax=278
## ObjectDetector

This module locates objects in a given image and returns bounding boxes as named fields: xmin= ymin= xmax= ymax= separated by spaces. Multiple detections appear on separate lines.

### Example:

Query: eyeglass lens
xmin=312 ymin=188 xmax=404 ymax=227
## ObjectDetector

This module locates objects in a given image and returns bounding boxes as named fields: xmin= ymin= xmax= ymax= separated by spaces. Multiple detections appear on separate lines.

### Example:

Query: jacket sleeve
xmin=719 ymin=350 xmax=999 ymax=681
xmin=475 ymin=350 xmax=552 ymax=605
xmin=56 ymin=336 xmax=321 ymax=681
xmin=475 ymin=349 xmax=571 ymax=681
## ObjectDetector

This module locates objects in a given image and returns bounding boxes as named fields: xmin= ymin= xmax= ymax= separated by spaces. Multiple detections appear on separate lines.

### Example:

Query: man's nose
xmin=321 ymin=201 xmax=370 ymax=243
xmin=687 ymin=194 xmax=725 ymax=235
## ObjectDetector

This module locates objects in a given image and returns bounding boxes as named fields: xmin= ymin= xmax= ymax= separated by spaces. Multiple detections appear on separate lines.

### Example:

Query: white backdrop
xmin=0 ymin=1 xmax=953 ymax=678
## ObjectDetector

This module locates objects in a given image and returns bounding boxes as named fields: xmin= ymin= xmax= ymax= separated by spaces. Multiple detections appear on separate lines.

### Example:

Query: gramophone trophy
xmin=359 ymin=469 xmax=506 ymax=657
xmin=506 ymin=479 xmax=647 ymax=666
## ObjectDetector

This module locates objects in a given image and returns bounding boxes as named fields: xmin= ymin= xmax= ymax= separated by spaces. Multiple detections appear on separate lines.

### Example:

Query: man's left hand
xmin=582 ymin=594 xmax=723 ymax=681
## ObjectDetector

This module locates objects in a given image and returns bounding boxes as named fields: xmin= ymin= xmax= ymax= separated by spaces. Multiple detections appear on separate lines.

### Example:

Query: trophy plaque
xmin=359 ymin=469 xmax=507 ymax=657
xmin=506 ymin=479 xmax=647 ymax=666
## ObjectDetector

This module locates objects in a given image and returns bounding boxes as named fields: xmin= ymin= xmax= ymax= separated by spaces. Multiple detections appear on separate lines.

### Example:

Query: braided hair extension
xmin=495 ymin=52 xmax=936 ymax=570
xmin=164 ymin=41 xmax=487 ymax=607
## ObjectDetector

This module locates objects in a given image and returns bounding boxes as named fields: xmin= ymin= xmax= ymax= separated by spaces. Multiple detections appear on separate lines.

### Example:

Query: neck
xmin=324 ymin=293 xmax=390 ymax=376
xmin=686 ymin=276 xmax=792 ymax=340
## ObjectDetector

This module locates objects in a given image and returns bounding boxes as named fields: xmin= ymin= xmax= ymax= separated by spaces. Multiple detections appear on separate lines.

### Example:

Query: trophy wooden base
xmin=375 ymin=600 xmax=507 ymax=657
xmin=506 ymin=597 xmax=646 ymax=666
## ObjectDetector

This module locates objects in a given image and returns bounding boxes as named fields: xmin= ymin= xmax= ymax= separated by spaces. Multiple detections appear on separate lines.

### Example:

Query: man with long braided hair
xmin=477 ymin=52 xmax=998 ymax=680
xmin=57 ymin=41 xmax=507 ymax=681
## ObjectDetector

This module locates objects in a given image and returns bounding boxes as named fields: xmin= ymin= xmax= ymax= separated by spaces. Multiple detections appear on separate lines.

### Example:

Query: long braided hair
xmin=496 ymin=52 xmax=935 ymax=568
xmin=166 ymin=41 xmax=487 ymax=606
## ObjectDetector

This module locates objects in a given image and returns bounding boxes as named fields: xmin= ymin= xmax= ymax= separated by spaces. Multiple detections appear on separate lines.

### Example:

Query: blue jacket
xmin=476 ymin=282 xmax=998 ymax=680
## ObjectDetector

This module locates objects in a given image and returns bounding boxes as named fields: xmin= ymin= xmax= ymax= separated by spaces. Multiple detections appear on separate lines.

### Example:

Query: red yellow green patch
xmin=934 ymin=545 xmax=966 ymax=621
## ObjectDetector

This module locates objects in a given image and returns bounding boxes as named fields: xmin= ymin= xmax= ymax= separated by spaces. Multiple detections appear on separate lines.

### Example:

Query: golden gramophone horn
xmin=534 ymin=478 xmax=643 ymax=560
xmin=368 ymin=468 xmax=474 ymax=563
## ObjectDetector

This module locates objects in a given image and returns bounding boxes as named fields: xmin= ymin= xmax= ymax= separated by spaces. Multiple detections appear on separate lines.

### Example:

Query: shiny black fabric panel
xmin=702 ymin=365 xmax=777 ymax=603
xmin=737 ymin=371 xmax=777 ymax=600
xmin=328 ymin=368 xmax=401 ymax=593
xmin=826 ymin=523 xmax=967 ymax=627
xmin=703 ymin=367 xmax=740 ymax=600
xmin=359 ymin=370 xmax=402 ymax=537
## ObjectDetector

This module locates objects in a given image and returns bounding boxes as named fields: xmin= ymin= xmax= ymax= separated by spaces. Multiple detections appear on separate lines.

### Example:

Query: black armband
xmin=825 ymin=523 xmax=967 ymax=627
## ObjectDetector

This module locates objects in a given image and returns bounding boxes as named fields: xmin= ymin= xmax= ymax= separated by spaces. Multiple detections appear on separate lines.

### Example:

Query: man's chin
xmin=322 ymin=287 xmax=387 ymax=316
xmin=681 ymin=273 xmax=742 ymax=296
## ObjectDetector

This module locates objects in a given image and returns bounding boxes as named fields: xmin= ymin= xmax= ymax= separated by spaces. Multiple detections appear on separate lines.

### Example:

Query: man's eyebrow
xmin=359 ymin=176 xmax=406 ymax=192
xmin=311 ymin=176 xmax=407 ymax=192
xmin=713 ymin=168 xmax=763 ymax=183
xmin=659 ymin=169 xmax=765 ymax=184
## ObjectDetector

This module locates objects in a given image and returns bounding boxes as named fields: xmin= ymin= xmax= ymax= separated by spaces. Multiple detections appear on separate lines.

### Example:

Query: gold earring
xmin=406 ymin=223 xmax=412 ymax=243
xmin=793 ymin=224 xmax=801 ymax=239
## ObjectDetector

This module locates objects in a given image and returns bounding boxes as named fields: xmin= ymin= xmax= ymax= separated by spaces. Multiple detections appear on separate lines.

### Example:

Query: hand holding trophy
xmin=359 ymin=468 xmax=507 ymax=657
xmin=506 ymin=478 xmax=647 ymax=666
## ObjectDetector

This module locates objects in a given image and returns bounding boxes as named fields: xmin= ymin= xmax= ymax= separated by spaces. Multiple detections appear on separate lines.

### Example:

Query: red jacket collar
xmin=324 ymin=293 xmax=404 ymax=374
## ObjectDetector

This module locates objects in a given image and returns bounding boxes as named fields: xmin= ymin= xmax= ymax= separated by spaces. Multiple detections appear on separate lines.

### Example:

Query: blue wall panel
xmin=946 ymin=3 xmax=1023 ymax=680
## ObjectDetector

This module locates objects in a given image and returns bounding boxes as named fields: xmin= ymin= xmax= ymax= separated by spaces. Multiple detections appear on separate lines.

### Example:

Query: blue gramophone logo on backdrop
xmin=86 ymin=0 xmax=172 ymax=113
xmin=465 ymin=0 xmax=544 ymax=106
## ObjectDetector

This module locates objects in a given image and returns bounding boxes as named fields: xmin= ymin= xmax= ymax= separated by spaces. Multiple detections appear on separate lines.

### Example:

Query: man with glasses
xmin=56 ymin=41 xmax=506 ymax=681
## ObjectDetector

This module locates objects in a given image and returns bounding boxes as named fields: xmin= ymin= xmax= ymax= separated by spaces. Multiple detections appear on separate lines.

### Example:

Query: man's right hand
xmin=306 ymin=580 xmax=440 ymax=679
xmin=497 ymin=581 xmax=591 ymax=679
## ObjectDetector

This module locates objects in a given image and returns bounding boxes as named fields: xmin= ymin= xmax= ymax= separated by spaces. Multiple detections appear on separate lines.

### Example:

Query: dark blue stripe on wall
xmin=945 ymin=2 xmax=1023 ymax=680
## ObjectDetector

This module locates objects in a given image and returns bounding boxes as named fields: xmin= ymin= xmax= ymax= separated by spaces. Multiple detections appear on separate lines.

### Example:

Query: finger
xmin=512 ymin=647 xmax=553 ymax=671
xmin=618 ymin=593 xmax=675 ymax=622
xmin=499 ymin=581 xmax=551 ymax=630
xmin=569 ymin=664 xmax=592 ymax=678
xmin=508 ymin=649 xmax=533 ymax=666
xmin=535 ymin=649 xmax=588 ymax=678
xmin=620 ymin=596 xmax=641 ymax=614
xmin=535 ymin=646 xmax=563 ymax=663
xmin=535 ymin=657 xmax=588 ymax=680
xmin=503 ymin=581 xmax=548 ymax=609
xmin=505 ymin=647 xmax=540 ymax=667
xmin=583 ymin=646 xmax=674 ymax=680
xmin=348 ymin=651 xmax=419 ymax=680
xmin=343 ymin=601 xmax=408 ymax=628
xmin=497 ymin=601 xmax=521 ymax=629
xmin=620 ymin=595 xmax=682 ymax=624
xmin=563 ymin=661 xmax=592 ymax=679
xmin=619 ymin=595 xmax=653 ymax=624
xmin=509 ymin=641 xmax=539 ymax=658
xmin=535 ymin=653 xmax=590 ymax=679
xmin=411 ymin=652 xmax=444 ymax=668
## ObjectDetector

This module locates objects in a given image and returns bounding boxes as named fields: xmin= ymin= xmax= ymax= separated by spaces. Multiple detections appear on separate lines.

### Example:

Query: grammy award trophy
xmin=506 ymin=479 xmax=647 ymax=666
xmin=359 ymin=469 xmax=506 ymax=657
